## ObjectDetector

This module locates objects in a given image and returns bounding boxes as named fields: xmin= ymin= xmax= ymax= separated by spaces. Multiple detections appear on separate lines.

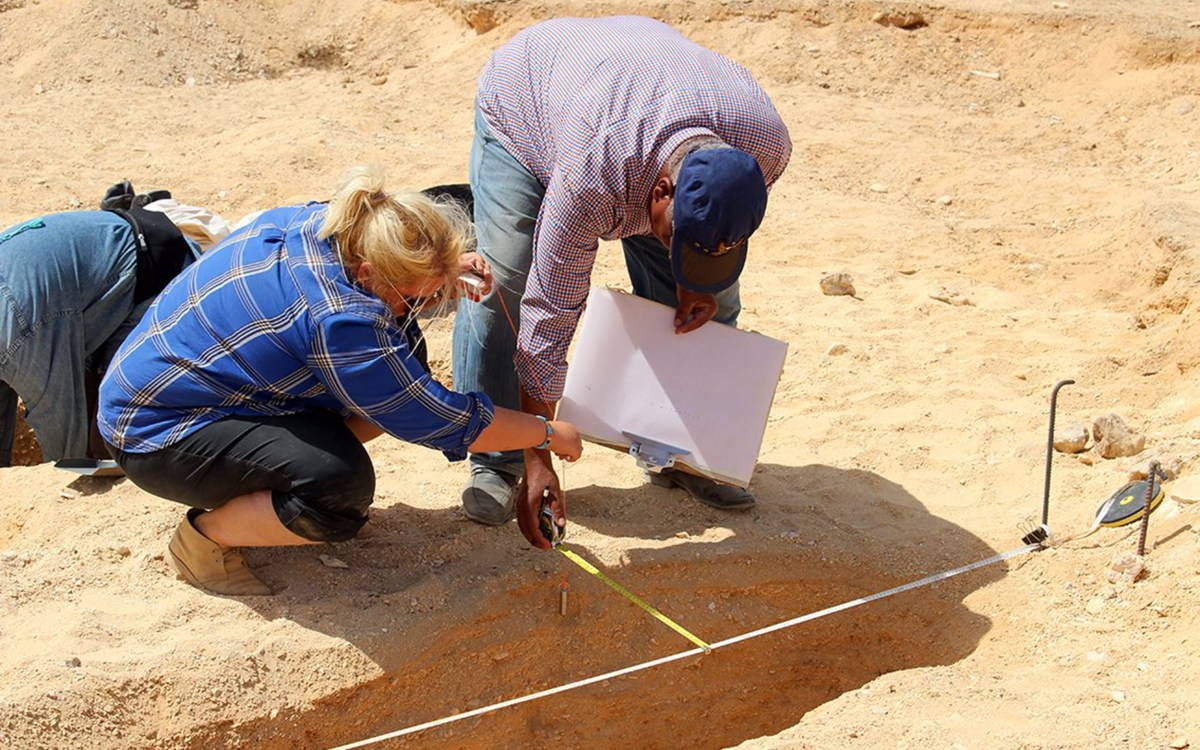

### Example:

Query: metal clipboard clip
xmin=621 ymin=431 xmax=688 ymax=473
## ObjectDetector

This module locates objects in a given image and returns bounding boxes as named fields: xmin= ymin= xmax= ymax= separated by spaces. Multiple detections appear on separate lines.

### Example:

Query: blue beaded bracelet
xmin=535 ymin=415 xmax=553 ymax=451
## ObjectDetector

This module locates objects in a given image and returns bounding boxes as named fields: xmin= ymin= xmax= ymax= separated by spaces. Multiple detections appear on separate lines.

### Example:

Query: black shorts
xmin=107 ymin=412 xmax=374 ymax=542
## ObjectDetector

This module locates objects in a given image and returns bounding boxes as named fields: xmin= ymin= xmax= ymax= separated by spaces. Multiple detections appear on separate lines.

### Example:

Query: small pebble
xmin=318 ymin=554 xmax=349 ymax=569
xmin=819 ymin=272 xmax=856 ymax=297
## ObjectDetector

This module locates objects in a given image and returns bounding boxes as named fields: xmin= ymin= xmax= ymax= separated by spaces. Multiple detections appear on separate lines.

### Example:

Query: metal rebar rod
xmin=1136 ymin=460 xmax=1160 ymax=557
xmin=1042 ymin=379 xmax=1075 ymax=525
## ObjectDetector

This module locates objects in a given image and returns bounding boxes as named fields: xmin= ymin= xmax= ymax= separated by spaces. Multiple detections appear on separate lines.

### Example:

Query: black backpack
xmin=104 ymin=206 xmax=196 ymax=305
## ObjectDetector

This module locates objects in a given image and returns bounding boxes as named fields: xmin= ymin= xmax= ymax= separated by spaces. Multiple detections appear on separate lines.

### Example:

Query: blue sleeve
xmin=309 ymin=311 xmax=495 ymax=460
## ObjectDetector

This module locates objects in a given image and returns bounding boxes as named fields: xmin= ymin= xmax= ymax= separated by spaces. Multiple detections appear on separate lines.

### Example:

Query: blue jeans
xmin=0 ymin=212 xmax=140 ymax=461
xmin=452 ymin=107 xmax=741 ymax=476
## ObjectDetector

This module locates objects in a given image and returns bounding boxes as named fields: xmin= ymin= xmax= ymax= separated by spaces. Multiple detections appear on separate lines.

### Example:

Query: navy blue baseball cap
xmin=670 ymin=148 xmax=768 ymax=293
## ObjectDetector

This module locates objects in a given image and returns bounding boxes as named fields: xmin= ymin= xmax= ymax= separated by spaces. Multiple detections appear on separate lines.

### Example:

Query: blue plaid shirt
xmin=98 ymin=203 xmax=494 ymax=459
xmin=477 ymin=16 xmax=793 ymax=401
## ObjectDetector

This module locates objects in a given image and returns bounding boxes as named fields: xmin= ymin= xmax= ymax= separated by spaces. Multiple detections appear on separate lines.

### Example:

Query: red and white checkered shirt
xmin=477 ymin=15 xmax=792 ymax=403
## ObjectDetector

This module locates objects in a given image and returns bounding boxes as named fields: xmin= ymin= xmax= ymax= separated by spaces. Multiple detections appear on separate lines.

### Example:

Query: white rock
xmin=1106 ymin=552 xmax=1144 ymax=586
xmin=1054 ymin=422 xmax=1089 ymax=454
xmin=1092 ymin=412 xmax=1145 ymax=459
xmin=318 ymin=554 xmax=349 ymax=569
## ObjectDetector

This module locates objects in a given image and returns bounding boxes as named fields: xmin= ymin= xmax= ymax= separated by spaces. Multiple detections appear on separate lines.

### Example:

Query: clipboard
xmin=558 ymin=288 xmax=788 ymax=488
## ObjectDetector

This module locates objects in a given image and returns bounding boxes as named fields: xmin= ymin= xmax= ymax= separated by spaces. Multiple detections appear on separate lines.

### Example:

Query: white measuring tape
xmin=327 ymin=542 xmax=1040 ymax=750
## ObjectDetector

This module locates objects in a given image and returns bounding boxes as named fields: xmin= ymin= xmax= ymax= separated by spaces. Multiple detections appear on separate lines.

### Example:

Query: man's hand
xmin=674 ymin=287 xmax=719 ymax=334
xmin=547 ymin=420 xmax=583 ymax=462
xmin=519 ymin=451 xmax=564 ymax=550
xmin=517 ymin=389 xmax=565 ymax=550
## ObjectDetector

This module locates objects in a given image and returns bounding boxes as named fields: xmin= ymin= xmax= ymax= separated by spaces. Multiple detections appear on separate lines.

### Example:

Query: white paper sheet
xmin=558 ymin=287 xmax=788 ymax=487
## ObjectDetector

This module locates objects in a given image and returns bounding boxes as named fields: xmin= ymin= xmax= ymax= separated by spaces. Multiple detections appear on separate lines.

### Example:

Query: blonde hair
xmin=319 ymin=165 xmax=474 ymax=303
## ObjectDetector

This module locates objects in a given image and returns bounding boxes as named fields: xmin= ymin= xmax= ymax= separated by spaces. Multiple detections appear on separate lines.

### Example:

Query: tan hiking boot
xmin=167 ymin=509 xmax=272 ymax=596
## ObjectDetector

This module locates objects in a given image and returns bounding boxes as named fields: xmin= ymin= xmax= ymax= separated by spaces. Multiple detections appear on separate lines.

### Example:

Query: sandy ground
xmin=2 ymin=0 xmax=1199 ymax=748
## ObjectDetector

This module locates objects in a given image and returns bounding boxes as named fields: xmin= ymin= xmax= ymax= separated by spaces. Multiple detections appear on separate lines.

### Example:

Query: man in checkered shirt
xmin=451 ymin=16 xmax=792 ymax=547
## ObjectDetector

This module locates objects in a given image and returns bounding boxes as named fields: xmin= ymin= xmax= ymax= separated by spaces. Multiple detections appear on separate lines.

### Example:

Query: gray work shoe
xmin=647 ymin=469 xmax=756 ymax=510
xmin=462 ymin=467 xmax=519 ymax=525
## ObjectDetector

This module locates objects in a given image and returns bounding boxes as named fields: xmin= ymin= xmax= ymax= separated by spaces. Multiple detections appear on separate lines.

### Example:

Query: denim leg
xmin=451 ymin=107 xmax=545 ymax=476
xmin=0 ymin=212 xmax=137 ymax=462
xmin=5 ymin=312 xmax=93 ymax=460
xmin=0 ymin=380 xmax=15 ymax=466
xmin=621 ymin=234 xmax=742 ymax=326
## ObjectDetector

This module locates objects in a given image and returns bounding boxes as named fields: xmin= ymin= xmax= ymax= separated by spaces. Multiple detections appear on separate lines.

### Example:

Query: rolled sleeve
xmin=515 ymin=178 xmax=600 ymax=403
xmin=311 ymin=312 xmax=495 ymax=460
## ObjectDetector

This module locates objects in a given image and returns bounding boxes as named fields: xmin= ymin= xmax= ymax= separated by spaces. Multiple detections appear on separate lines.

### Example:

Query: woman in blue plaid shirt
xmin=98 ymin=166 xmax=582 ymax=596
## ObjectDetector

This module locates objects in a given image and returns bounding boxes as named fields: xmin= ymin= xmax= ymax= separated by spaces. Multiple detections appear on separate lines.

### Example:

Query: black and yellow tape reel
xmin=1096 ymin=479 xmax=1164 ymax=528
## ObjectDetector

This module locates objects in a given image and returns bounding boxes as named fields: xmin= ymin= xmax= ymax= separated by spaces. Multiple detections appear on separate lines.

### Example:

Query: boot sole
xmin=648 ymin=471 xmax=756 ymax=510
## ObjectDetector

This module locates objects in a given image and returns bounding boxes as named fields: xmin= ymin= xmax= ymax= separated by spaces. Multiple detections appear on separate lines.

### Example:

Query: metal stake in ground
xmin=1041 ymin=379 xmax=1075 ymax=526
xmin=1136 ymin=460 xmax=1162 ymax=557
xmin=1023 ymin=379 xmax=1074 ymax=546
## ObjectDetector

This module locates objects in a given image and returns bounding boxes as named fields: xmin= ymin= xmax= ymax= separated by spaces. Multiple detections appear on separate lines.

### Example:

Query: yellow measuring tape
xmin=556 ymin=545 xmax=711 ymax=652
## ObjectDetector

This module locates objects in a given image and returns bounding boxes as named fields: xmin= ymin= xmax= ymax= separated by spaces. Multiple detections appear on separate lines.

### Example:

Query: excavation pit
xmin=206 ymin=536 xmax=1006 ymax=750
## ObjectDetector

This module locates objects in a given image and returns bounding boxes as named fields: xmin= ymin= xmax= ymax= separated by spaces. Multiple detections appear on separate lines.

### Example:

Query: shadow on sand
xmin=198 ymin=461 xmax=1016 ymax=750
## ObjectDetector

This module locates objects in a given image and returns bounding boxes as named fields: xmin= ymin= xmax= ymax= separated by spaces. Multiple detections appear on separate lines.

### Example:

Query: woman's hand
xmin=457 ymin=252 xmax=494 ymax=300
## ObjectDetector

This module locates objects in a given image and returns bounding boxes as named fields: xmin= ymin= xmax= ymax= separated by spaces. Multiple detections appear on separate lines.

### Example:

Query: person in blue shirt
xmin=0 ymin=207 xmax=199 ymax=466
xmin=99 ymin=166 xmax=582 ymax=597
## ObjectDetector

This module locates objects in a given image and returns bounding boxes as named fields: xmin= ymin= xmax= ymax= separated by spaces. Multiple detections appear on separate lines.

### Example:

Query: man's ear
xmin=651 ymin=175 xmax=675 ymax=204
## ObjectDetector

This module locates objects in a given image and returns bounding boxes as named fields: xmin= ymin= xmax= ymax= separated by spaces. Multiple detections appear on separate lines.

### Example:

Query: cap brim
xmin=671 ymin=237 xmax=747 ymax=293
